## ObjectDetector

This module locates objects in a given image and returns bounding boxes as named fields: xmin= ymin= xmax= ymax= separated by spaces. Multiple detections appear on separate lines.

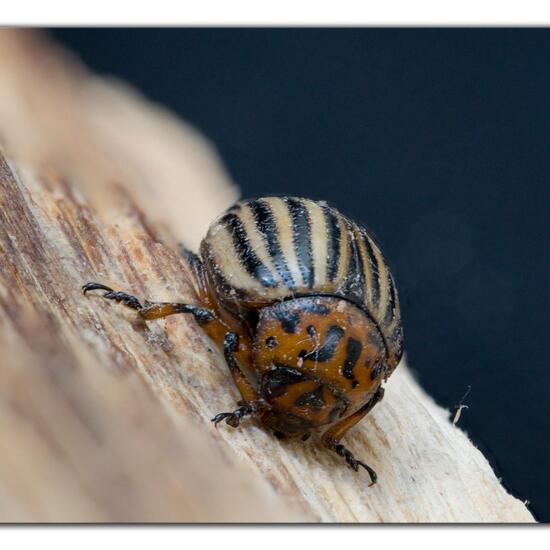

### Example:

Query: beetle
xmin=82 ymin=196 xmax=403 ymax=484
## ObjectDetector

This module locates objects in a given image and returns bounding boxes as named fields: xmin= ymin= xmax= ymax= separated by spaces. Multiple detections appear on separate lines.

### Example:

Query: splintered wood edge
xmin=0 ymin=29 xmax=535 ymax=523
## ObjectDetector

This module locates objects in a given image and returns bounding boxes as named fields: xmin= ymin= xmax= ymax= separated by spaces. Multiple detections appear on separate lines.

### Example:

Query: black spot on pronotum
xmin=274 ymin=308 xmax=301 ymax=333
xmin=342 ymin=337 xmax=362 ymax=381
xmin=261 ymin=365 xmax=310 ymax=398
xmin=265 ymin=336 xmax=278 ymax=349
xmin=270 ymin=299 xmax=329 ymax=335
xmin=302 ymin=325 xmax=345 ymax=362
xmin=301 ymin=302 xmax=330 ymax=316
xmin=294 ymin=386 xmax=326 ymax=411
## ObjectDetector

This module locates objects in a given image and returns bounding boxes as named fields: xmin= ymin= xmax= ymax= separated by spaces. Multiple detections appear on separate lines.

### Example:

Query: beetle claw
xmin=333 ymin=444 xmax=377 ymax=485
xmin=82 ymin=282 xmax=143 ymax=310
xmin=212 ymin=411 xmax=237 ymax=427
xmin=82 ymin=282 xmax=114 ymax=295
xmin=357 ymin=460 xmax=378 ymax=486
xmin=211 ymin=404 xmax=256 ymax=429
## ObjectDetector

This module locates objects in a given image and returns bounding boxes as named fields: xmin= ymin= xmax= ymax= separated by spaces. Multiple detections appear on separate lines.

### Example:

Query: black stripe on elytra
xmin=294 ymin=386 xmax=326 ymax=411
xmin=342 ymin=337 xmax=363 ymax=384
xmin=285 ymin=198 xmax=314 ymax=288
xmin=302 ymin=325 xmax=345 ymax=362
xmin=261 ymin=365 xmax=310 ymax=398
xmin=322 ymin=206 xmax=341 ymax=282
xmin=383 ymin=272 xmax=397 ymax=327
xmin=370 ymin=361 xmax=386 ymax=381
xmin=220 ymin=212 xmax=278 ymax=288
xmin=360 ymin=229 xmax=381 ymax=308
xmin=200 ymin=242 xmax=249 ymax=301
xmin=248 ymin=199 xmax=295 ymax=288
xmin=341 ymin=223 xmax=366 ymax=304
xmin=389 ymin=324 xmax=404 ymax=364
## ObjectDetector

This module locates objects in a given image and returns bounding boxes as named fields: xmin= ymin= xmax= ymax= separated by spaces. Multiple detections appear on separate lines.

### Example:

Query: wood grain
xmin=0 ymin=29 xmax=535 ymax=523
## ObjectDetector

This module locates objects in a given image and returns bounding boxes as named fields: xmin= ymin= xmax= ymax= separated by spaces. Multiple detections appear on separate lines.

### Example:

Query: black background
xmin=52 ymin=28 xmax=549 ymax=521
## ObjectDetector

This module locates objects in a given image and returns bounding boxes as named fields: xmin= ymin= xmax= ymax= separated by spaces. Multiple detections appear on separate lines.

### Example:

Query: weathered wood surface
xmin=0 ymin=30 xmax=535 ymax=522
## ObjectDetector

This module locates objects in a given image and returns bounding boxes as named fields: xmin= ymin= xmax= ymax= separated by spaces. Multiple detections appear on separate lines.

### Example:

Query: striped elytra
xmin=82 ymin=195 xmax=404 ymax=483
xmin=200 ymin=196 xmax=403 ymax=371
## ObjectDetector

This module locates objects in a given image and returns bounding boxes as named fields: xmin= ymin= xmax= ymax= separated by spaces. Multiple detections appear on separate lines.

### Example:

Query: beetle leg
xmin=82 ymin=282 xmax=215 ymax=325
xmin=212 ymin=403 xmax=258 ymax=428
xmin=322 ymin=386 xmax=384 ymax=486
xmin=211 ymin=332 xmax=266 ymax=428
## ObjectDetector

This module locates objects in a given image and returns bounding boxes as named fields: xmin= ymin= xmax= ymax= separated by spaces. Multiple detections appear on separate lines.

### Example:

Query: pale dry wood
xmin=0 ymin=29 xmax=535 ymax=523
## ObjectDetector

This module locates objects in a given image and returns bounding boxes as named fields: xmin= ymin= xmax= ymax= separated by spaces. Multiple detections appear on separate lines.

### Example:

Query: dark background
xmin=51 ymin=28 xmax=549 ymax=521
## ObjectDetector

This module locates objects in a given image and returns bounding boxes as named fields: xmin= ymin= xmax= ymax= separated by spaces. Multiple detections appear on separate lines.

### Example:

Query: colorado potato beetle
xmin=83 ymin=196 xmax=403 ymax=484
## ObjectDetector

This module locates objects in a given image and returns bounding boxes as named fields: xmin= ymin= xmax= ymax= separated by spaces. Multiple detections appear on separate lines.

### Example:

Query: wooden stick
xmin=0 ymin=29 xmax=534 ymax=522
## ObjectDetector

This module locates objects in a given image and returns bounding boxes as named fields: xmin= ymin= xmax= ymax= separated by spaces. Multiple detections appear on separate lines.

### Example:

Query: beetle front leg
xmin=212 ymin=332 xmax=267 ymax=428
xmin=82 ymin=282 xmax=215 ymax=325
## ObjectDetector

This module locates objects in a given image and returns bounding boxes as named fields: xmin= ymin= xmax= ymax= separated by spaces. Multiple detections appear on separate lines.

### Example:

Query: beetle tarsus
xmin=224 ymin=331 xmax=239 ymax=353
xmin=82 ymin=282 xmax=143 ymax=310
xmin=332 ymin=443 xmax=378 ymax=486
xmin=82 ymin=281 xmax=215 ymax=322
xmin=103 ymin=290 xmax=143 ymax=310
xmin=212 ymin=404 xmax=256 ymax=428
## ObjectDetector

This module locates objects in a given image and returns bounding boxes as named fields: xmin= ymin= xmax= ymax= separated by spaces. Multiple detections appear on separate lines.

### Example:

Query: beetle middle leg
xmin=211 ymin=331 xmax=267 ymax=428
xmin=321 ymin=386 xmax=385 ymax=485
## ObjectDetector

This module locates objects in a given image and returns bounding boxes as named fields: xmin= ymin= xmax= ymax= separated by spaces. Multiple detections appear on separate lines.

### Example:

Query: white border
xmin=2 ymin=1 xmax=550 ymax=25
xmin=0 ymin=525 xmax=544 ymax=549
xmin=0 ymin=1 xmax=543 ymax=538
